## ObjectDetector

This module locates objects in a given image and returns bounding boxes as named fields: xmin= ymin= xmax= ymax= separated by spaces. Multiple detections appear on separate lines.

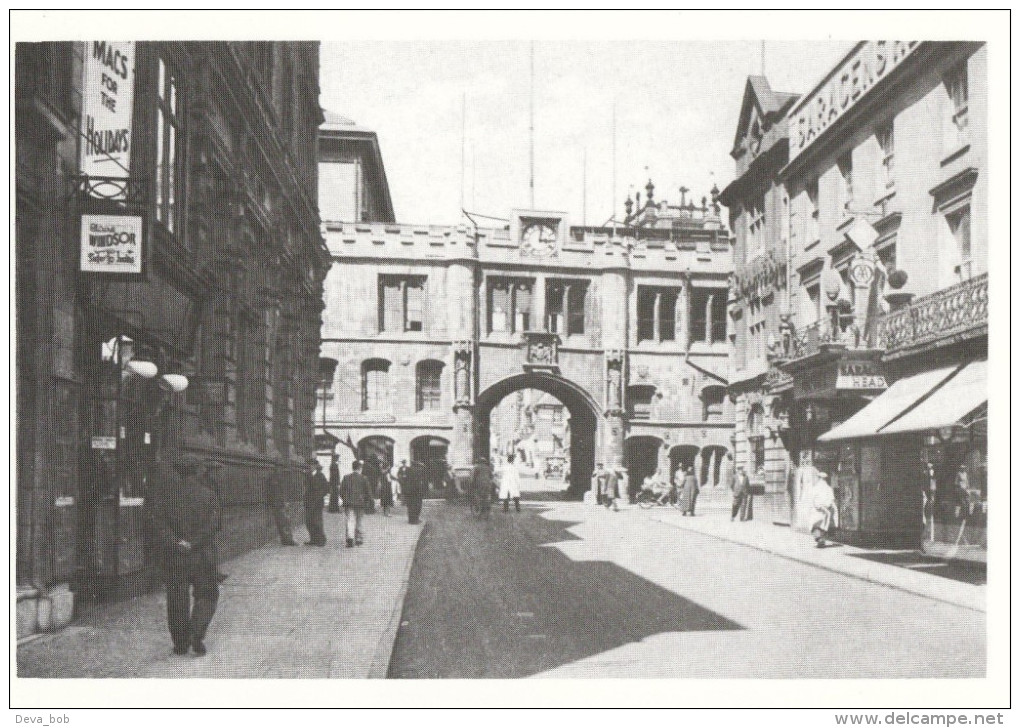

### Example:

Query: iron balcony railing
xmin=876 ymin=272 xmax=988 ymax=353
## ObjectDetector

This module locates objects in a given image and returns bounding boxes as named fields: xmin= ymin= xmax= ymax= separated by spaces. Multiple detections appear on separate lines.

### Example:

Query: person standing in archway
xmin=378 ymin=460 xmax=394 ymax=516
xmin=679 ymin=465 xmax=700 ymax=516
xmin=499 ymin=452 xmax=522 ymax=513
xmin=327 ymin=453 xmax=341 ymax=514
xmin=405 ymin=460 xmax=426 ymax=525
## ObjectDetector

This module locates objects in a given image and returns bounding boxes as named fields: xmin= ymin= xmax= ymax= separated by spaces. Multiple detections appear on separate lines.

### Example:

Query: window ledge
xmin=836 ymin=215 xmax=856 ymax=232
xmin=873 ymin=188 xmax=897 ymax=207
xmin=804 ymin=239 xmax=821 ymax=252
xmin=941 ymin=143 xmax=971 ymax=168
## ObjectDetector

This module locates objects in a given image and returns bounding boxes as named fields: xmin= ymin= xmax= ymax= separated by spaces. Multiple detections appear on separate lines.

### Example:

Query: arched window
xmin=416 ymin=360 xmax=444 ymax=412
xmin=701 ymin=385 xmax=727 ymax=422
xmin=361 ymin=359 xmax=390 ymax=412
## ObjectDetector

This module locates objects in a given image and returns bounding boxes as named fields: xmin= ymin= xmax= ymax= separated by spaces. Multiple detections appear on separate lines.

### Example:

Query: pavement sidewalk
xmin=636 ymin=495 xmax=985 ymax=613
xmin=16 ymin=508 xmax=424 ymax=679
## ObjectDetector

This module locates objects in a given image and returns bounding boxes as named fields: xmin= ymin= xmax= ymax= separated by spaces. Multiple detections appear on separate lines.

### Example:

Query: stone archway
xmin=475 ymin=372 xmax=601 ymax=499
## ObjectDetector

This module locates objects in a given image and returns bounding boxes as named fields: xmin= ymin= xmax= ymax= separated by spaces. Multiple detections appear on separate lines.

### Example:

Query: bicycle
xmin=636 ymin=488 xmax=679 ymax=509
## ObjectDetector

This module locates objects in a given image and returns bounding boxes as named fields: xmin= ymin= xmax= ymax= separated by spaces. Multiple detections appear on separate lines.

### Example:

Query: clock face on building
xmin=521 ymin=222 xmax=558 ymax=257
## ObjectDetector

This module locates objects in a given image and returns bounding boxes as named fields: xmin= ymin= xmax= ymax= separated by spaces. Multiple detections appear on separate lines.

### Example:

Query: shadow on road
xmin=388 ymin=501 xmax=742 ymax=679
xmin=847 ymin=551 xmax=986 ymax=586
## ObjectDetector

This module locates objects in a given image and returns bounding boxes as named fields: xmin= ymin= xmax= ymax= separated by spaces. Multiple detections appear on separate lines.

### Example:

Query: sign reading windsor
xmin=80 ymin=214 xmax=144 ymax=274
xmin=80 ymin=41 xmax=136 ymax=179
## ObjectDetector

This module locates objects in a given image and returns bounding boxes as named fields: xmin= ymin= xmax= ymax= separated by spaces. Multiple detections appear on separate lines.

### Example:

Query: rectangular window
xmin=948 ymin=206 xmax=972 ymax=281
xmin=318 ymin=161 xmax=361 ymax=222
xmin=416 ymin=364 xmax=442 ymax=412
xmin=546 ymin=280 xmax=588 ymax=335
xmin=838 ymin=153 xmax=853 ymax=212
xmin=747 ymin=197 xmax=765 ymax=255
xmin=805 ymin=283 xmax=821 ymax=324
xmin=155 ymin=55 xmax=183 ymax=237
xmin=487 ymin=278 xmax=533 ymax=334
xmin=378 ymin=275 xmax=426 ymax=333
xmin=807 ymin=179 xmax=820 ymax=244
xmin=362 ymin=362 xmax=390 ymax=412
xmin=877 ymin=122 xmax=895 ymax=190
xmin=945 ymin=62 xmax=969 ymax=147
xmin=637 ymin=287 xmax=680 ymax=344
xmin=690 ymin=289 xmax=727 ymax=344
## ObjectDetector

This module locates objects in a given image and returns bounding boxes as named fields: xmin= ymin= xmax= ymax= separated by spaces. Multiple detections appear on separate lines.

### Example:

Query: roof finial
xmin=645 ymin=179 xmax=655 ymax=207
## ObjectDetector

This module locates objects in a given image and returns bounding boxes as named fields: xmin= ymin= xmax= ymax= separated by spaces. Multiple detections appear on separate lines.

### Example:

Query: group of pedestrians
xmin=145 ymin=451 xmax=431 ymax=659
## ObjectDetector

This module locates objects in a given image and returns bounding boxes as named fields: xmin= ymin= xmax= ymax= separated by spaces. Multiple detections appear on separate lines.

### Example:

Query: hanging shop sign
xmin=80 ymin=41 xmax=136 ymax=183
xmin=80 ymin=214 xmax=144 ymax=275
xmin=789 ymin=41 xmax=919 ymax=163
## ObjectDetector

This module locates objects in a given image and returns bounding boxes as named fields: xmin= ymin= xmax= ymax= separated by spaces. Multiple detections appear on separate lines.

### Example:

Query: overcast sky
xmin=320 ymin=40 xmax=854 ymax=226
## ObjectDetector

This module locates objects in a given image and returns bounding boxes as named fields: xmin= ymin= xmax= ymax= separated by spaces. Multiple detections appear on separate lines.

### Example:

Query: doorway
xmin=625 ymin=436 xmax=663 ymax=498
xmin=410 ymin=435 xmax=450 ymax=495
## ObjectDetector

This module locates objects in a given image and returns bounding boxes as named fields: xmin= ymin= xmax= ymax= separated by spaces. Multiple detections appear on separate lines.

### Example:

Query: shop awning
xmin=878 ymin=360 xmax=986 ymax=436
xmin=817 ymin=365 xmax=961 ymax=442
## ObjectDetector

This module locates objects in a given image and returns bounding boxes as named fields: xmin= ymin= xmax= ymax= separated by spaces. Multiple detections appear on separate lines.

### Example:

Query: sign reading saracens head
xmin=80 ymin=41 xmax=136 ymax=181
xmin=789 ymin=41 xmax=919 ymax=163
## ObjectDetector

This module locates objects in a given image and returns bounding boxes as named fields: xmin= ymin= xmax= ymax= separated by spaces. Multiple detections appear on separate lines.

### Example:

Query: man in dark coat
xmin=303 ymin=458 xmax=329 ymax=546
xmin=339 ymin=459 xmax=373 ymax=547
xmin=404 ymin=460 xmax=427 ymax=525
xmin=204 ymin=460 xmax=229 ymax=582
xmin=361 ymin=456 xmax=379 ymax=514
xmin=327 ymin=453 xmax=341 ymax=513
xmin=731 ymin=466 xmax=750 ymax=522
xmin=268 ymin=465 xmax=297 ymax=546
xmin=146 ymin=456 xmax=221 ymax=656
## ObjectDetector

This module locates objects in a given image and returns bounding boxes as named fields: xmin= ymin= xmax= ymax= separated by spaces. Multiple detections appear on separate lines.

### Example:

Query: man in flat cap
xmin=146 ymin=455 xmax=221 ymax=656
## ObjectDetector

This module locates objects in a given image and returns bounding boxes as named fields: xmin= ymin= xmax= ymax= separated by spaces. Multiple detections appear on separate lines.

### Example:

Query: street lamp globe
xmin=160 ymin=374 xmax=190 ymax=393
xmin=125 ymin=359 xmax=159 ymax=379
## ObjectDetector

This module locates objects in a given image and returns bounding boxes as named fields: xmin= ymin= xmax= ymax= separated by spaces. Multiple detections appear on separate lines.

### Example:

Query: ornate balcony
xmin=783 ymin=317 xmax=870 ymax=363
xmin=876 ymin=272 xmax=988 ymax=356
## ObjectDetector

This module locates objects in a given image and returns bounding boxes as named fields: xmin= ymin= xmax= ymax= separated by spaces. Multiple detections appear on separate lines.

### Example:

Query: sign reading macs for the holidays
xmin=80 ymin=214 xmax=144 ymax=274
xmin=80 ymin=41 xmax=136 ymax=181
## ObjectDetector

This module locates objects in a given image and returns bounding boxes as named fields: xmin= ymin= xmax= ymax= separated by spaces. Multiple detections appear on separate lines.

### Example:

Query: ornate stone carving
xmin=522 ymin=332 xmax=560 ymax=370
xmin=452 ymin=340 xmax=473 ymax=406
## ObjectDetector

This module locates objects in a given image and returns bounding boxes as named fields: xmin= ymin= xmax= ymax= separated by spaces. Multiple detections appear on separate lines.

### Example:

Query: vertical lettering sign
xmin=80 ymin=41 xmax=136 ymax=182
xmin=80 ymin=214 xmax=144 ymax=275
xmin=789 ymin=41 xmax=919 ymax=164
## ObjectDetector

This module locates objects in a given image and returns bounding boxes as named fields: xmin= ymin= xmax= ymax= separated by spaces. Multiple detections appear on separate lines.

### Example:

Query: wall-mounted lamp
xmin=124 ymin=359 xmax=159 ymax=379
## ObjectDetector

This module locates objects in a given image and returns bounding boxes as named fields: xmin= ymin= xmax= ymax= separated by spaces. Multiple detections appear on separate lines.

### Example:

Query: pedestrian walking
xmin=591 ymin=462 xmax=609 ymax=506
xmin=731 ymin=465 xmax=751 ymax=522
xmin=339 ymin=459 xmax=373 ymax=547
xmin=267 ymin=464 xmax=297 ymax=546
xmin=810 ymin=472 xmax=839 ymax=547
xmin=362 ymin=456 xmax=380 ymax=514
xmin=145 ymin=456 xmax=221 ymax=657
xmin=404 ymin=460 xmax=426 ymax=525
xmin=603 ymin=466 xmax=620 ymax=511
xmin=470 ymin=456 xmax=494 ymax=516
xmin=327 ymin=453 xmax=341 ymax=514
xmin=379 ymin=460 xmax=395 ymax=516
xmin=303 ymin=458 xmax=329 ymax=546
xmin=204 ymin=460 xmax=229 ymax=582
xmin=679 ymin=465 xmax=700 ymax=516
xmin=499 ymin=452 xmax=522 ymax=513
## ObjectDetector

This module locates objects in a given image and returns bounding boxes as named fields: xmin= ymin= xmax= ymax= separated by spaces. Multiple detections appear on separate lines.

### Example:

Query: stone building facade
xmin=15 ymin=41 xmax=328 ymax=635
xmin=721 ymin=41 xmax=988 ymax=553
xmin=319 ymin=185 xmax=735 ymax=499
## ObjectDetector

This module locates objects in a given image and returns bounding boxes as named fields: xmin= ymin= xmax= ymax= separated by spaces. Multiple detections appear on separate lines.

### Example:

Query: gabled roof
xmin=732 ymin=75 xmax=799 ymax=151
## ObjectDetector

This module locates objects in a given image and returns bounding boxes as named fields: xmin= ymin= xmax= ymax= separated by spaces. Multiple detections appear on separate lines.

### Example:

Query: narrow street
xmin=388 ymin=482 xmax=985 ymax=679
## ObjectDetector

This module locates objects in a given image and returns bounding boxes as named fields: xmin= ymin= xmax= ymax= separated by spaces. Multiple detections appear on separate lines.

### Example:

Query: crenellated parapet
xmin=321 ymin=219 xmax=733 ymax=275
